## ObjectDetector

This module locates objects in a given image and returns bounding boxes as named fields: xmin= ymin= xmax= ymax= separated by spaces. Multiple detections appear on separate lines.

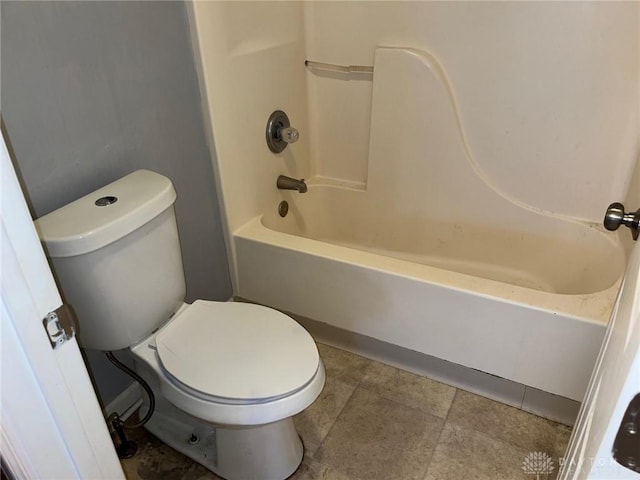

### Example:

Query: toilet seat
xmin=131 ymin=300 xmax=326 ymax=426
xmin=155 ymin=300 xmax=320 ymax=402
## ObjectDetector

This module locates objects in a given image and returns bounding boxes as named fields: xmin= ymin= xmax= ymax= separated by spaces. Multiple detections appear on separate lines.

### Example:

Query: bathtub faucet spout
xmin=277 ymin=175 xmax=307 ymax=193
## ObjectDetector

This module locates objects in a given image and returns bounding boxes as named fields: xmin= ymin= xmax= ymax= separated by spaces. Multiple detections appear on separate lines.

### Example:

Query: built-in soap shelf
xmin=305 ymin=60 xmax=374 ymax=75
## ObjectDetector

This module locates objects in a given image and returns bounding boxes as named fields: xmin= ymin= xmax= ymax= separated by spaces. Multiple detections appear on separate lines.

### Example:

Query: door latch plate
xmin=43 ymin=304 xmax=76 ymax=349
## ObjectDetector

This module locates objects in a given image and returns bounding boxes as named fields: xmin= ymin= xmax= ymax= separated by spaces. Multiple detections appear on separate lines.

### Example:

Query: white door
xmin=559 ymin=239 xmax=640 ymax=479
xmin=1 ymin=133 xmax=124 ymax=478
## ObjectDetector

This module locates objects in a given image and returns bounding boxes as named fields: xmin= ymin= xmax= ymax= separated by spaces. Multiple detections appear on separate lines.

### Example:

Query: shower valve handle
xmin=266 ymin=110 xmax=299 ymax=153
xmin=604 ymin=202 xmax=640 ymax=240
xmin=278 ymin=127 xmax=299 ymax=144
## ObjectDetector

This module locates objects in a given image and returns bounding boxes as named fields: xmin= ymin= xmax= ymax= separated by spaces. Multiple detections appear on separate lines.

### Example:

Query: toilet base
xmin=142 ymin=397 xmax=304 ymax=480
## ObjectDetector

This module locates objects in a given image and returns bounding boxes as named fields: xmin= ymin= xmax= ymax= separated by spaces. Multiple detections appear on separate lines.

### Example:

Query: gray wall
xmin=2 ymin=1 xmax=232 ymax=406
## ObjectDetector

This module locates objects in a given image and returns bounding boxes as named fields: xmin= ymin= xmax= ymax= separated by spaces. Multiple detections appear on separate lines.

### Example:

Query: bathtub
xmin=232 ymin=47 xmax=626 ymax=402
xmin=234 ymin=183 xmax=624 ymax=402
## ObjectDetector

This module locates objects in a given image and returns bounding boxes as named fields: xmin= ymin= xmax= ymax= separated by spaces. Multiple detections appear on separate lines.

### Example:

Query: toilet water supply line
xmin=105 ymin=351 xmax=156 ymax=458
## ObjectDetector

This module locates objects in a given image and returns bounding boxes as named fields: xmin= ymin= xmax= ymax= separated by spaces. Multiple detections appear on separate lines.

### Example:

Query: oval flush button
xmin=95 ymin=196 xmax=118 ymax=206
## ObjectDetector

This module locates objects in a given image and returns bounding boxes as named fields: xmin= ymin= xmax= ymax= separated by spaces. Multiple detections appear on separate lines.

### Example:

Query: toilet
xmin=35 ymin=169 xmax=325 ymax=480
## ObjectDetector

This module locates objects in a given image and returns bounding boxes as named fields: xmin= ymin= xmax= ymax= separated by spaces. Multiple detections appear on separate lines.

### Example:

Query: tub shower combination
xmin=231 ymin=47 xmax=626 ymax=403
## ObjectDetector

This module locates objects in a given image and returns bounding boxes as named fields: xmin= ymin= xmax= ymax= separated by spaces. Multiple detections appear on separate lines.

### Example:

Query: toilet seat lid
xmin=155 ymin=300 xmax=320 ymax=401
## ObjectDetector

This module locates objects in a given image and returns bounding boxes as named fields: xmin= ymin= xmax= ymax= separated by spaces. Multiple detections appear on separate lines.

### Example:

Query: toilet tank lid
xmin=35 ymin=170 xmax=176 ymax=257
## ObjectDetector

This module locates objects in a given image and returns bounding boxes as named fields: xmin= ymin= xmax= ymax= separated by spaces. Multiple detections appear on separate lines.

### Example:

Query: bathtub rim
xmin=236 ymin=215 xmax=620 ymax=326
xmin=263 ymin=182 xmax=626 ymax=297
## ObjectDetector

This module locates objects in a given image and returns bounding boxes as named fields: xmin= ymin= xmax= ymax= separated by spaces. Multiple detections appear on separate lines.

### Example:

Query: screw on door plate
xmin=612 ymin=393 xmax=640 ymax=473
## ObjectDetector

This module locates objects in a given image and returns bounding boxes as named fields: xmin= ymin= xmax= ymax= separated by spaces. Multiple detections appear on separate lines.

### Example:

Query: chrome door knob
xmin=604 ymin=202 xmax=640 ymax=240
xmin=604 ymin=202 xmax=626 ymax=231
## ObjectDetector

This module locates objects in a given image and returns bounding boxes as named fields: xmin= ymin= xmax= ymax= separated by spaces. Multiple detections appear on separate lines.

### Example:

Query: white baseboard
xmin=104 ymin=382 xmax=143 ymax=421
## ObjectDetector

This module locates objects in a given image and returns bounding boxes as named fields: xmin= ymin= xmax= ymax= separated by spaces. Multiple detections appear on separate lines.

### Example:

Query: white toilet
xmin=35 ymin=169 xmax=325 ymax=480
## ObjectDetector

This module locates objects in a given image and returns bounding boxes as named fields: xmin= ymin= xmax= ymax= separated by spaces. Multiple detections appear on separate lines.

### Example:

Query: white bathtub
xmin=234 ymin=184 xmax=624 ymax=402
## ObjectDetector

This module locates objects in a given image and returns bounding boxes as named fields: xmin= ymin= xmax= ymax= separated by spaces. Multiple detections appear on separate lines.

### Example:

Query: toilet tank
xmin=35 ymin=170 xmax=186 ymax=351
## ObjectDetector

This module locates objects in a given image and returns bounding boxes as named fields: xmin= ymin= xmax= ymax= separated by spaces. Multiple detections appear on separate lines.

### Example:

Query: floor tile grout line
xmin=312 ymin=381 xmax=358 ymax=453
xmin=308 ymin=363 xmax=454 ymax=480
xmin=439 ymin=391 xmax=570 ymax=472
xmin=306 ymin=357 xmax=374 ymax=461
xmin=318 ymin=343 xmax=503 ymax=477
xmin=321 ymin=368 xmax=459 ymax=479
xmin=354 ymin=354 xmax=458 ymax=421
xmin=355 ymin=380 xmax=454 ymax=421
xmin=420 ymin=387 xmax=460 ymax=480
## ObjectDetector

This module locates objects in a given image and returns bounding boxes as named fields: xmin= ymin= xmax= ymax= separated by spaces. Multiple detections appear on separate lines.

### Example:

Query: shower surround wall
xmin=303 ymin=2 xmax=639 ymax=220
xmin=190 ymin=3 xmax=639 ymax=401
xmin=192 ymin=1 xmax=639 ymax=274
xmin=188 ymin=1 xmax=312 ymax=283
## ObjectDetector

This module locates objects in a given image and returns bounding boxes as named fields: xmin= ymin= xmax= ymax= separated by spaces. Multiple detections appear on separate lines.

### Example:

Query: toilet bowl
xmin=34 ymin=169 xmax=325 ymax=479
xmin=130 ymin=301 xmax=326 ymax=479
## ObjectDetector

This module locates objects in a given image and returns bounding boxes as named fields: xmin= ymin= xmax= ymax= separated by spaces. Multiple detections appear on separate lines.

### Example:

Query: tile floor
xmin=120 ymin=343 xmax=572 ymax=480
